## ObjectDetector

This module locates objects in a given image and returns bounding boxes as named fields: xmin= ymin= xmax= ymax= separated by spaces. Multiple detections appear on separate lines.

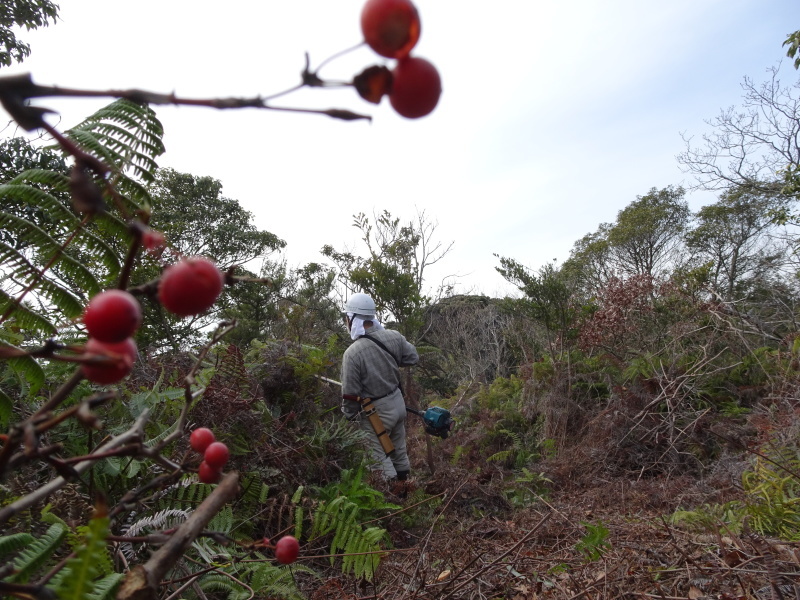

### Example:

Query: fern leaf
xmin=0 ymin=532 xmax=35 ymax=558
xmin=0 ymin=183 xmax=76 ymax=224
xmin=208 ymin=506 xmax=234 ymax=534
xmin=0 ymin=241 xmax=83 ymax=318
xmin=11 ymin=522 xmax=67 ymax=583
xmin=66 ymin=99 xmax=165 ymax=188
xmin=0 ymin=211 xmax=103 ymax=298
xmin=0 ymin=336 xmax=46 ymax=396
xmin=52 ymin=514 xmax=111 ymax=600
xmin=0 ymin=387 xmax=12 ymax=429
xmin=294 ymin=505 xmax=304 ymax=541
xmin=84 ymin=573 xmax=123 ymax=600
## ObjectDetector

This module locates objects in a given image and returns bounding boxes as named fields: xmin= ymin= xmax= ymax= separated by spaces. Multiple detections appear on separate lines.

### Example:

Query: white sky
xmin=3 ymin=0 xmax=799 ymax=297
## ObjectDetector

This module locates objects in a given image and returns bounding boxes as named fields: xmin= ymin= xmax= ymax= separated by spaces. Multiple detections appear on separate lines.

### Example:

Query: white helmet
xmin=344 ymin=293 xmax=376 ymax=319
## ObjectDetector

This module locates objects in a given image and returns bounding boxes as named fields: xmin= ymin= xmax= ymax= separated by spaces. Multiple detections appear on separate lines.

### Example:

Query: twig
xmin=0 ymin=410 xmax=150 ymax=524
xmin=439 ymin=511 xmax=552 ymax=600
xmin=117 ymin=471 xmax=240 ymax=600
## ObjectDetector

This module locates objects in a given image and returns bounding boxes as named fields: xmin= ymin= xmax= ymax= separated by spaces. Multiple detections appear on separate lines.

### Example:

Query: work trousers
xmin=358 ymin=388 xmax=410 ymax=479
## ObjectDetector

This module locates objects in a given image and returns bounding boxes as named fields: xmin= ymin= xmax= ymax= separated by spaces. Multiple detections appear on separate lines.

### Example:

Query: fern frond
xmin=197 ymin=572 xmax=241 ymax=596
xmin=66 ymin=99 xmax=165 ymax=188
xmin=52 ymin=514 xmax=112 ymax=600
xmin=0 ymin=182 xmax=76 ymax=224
xmin=487 ymin=450 xmax=512 ymax=463
xmin=8 ymin=168 xmax=71 ymax=191
xmin=310 ymin=494 xmax=389 ymax=581
xmin=238 ymin=473 xmax=270 ymax=507
xmin=0 ymin=211 xmax=103 ymax=298
xmin=84 ymin=573 xmax=123 ymax=600
xmin=10 ymin=522 xmax=68 ymax=583
xmin=247 ymin=562 xmax=313 ymax=600
xmin=121 ymin=508 xmax=190 ymax=560
xmin=144 ymin=417 xmax=179 ymax=447
xmin=294 ymin=505 xmax=304 ymax=541
xmin=0 ymin=336 xmax=46 ymax=396
xmin=0 ymin=388 xmax=12 ymax=429
xmin=207 ymin=506 xmax=234 ymax=534
xmin=0 ymin=532 xmax=35 ymax=558
xmin=0 ymin=240 xmax=83 ymax=318
xmin=41 ymin=507 xmax=71 ymax=529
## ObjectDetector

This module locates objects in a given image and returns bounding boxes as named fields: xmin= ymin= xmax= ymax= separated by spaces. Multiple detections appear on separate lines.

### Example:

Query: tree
xmin=606 ymin=186 xmax=690 ymax=279
xmin=0 ymin=0 xmax=59 ymax=67
xmin=677 ymin=67 xmax=800 ymax=199
xmin=219 ymin=260 xmax=341 ymax=349
xmin=784 ymin=29 xmax=800 ymax=70
xmin=563 ymin=186 xmax=690 ymax=294
xmin=147 ymin=168 xmax=284 ymax=270
xmin=685 ymin=189 xmax=787 ymax=300
xmin=563 ymin=224 xmax=614 ymax=296
xmin=0 ymin=137 xmax=68 ymax=250
xmin=134 ymin=168 xmax=286 ymax=353
xmin=321 ymin=209 xmax=453 ymax=340
xmin=495 ymin=257 xmax=578 ymax=362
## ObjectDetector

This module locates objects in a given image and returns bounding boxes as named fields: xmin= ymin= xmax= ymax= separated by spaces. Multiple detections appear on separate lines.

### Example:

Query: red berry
xmin=275 ymin=535 xmax=300 ymax=564
xmin=390 ymin=56 xmax=442 ymax=119
xmin=198 ymin=461 xmax=222 ymax=484
xmin=81 ymin=337 xmax=138 ymax=384
xmin=203 ymin=441 xmax=230 ymax=468
xmin=190 ymin=428 xmax=216 ymax=453
xmin=83 ymin=290 xmax=142 ymax=343
xmin=361 ymin=0 xmax=420 ymax=59
xmin=158 ymin=257 xmax=224 ymax=317
xmin=142 ymin=229 xmax=166 ymax=251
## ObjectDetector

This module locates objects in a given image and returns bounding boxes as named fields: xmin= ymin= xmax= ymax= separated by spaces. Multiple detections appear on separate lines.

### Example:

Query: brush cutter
xmin=320 ymin=376 xmax=455 ymax=441
xmin=406 ymin=406 xmax=455 ymax=439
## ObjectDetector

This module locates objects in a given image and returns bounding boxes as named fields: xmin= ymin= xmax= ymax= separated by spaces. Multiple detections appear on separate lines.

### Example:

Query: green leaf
xmin=51 ymin=514 xmax=114 ymax=600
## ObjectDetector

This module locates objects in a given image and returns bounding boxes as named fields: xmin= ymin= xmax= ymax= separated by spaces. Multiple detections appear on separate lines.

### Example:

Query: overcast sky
xmin=3 ymin=0 xmax=799 ymax=297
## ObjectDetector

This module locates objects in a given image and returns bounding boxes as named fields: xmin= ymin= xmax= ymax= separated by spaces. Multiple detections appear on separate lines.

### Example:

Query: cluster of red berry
xmin=357 ymin=0 xmax=441 ymax=119
xmin=190 ymin=427 xmax=230 ymax=484
xmin=80 ymin=250 xmax=224 ymax=385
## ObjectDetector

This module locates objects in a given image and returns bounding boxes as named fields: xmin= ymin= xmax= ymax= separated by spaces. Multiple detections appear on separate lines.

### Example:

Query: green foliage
xmin=784 ymin=30 xmax=800 ymax=70
xmin=741 ymin=452 xmax=800 ymax=540
xmin=323 ymin=209 xmax=451 ymax=339
xmin=68 ymin=99 xmax=165 ymax=191
xmin=575 ymin=520 xmax=611 ymax=562
xmin=0 ymin=532 xmax=35 ymax=558
xmin=606 ymin=186 xmax=689 ymax=279
xmin=398 ymin=488 xmax=443 ymax=529
xmin=504 ymin=468 xmax=552 ymax=508
xmin=0 ymin=0 xmax=59 ymax=66
xmin=200 ymin=560 xmax=313 ymax=600
xmin=495 ymin=258 xmax=578 ymax=359
xmin=5 ymin=522 xmax=67 ymax=583
xmin=474 ymin=375 xmax=524 ymax=412
xmin=310 ymin=495 xmax=389 ymax=580
xmin=310 ymin=466 xmax=396 ymax=581
xmin=487 ymin=428 xmax=536 ymax=469
xmin=316 ymin=465 xmax=399 ymax=514
xmin=50 ymin=512 xmax=117 ymax=600
xmin=671 ymin=447 xmax=800 ymax=541
xmin=0 ymin=99 xmax=165 ymax=355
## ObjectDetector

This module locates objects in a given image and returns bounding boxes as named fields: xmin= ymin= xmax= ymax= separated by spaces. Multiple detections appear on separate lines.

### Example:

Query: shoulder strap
xmin=360 ymin=334 xmax=400 ymax=367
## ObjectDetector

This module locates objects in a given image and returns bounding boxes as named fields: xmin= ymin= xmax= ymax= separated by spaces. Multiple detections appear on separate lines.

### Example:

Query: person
xmin=340 ymin=293 xmax=419 ymax=484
